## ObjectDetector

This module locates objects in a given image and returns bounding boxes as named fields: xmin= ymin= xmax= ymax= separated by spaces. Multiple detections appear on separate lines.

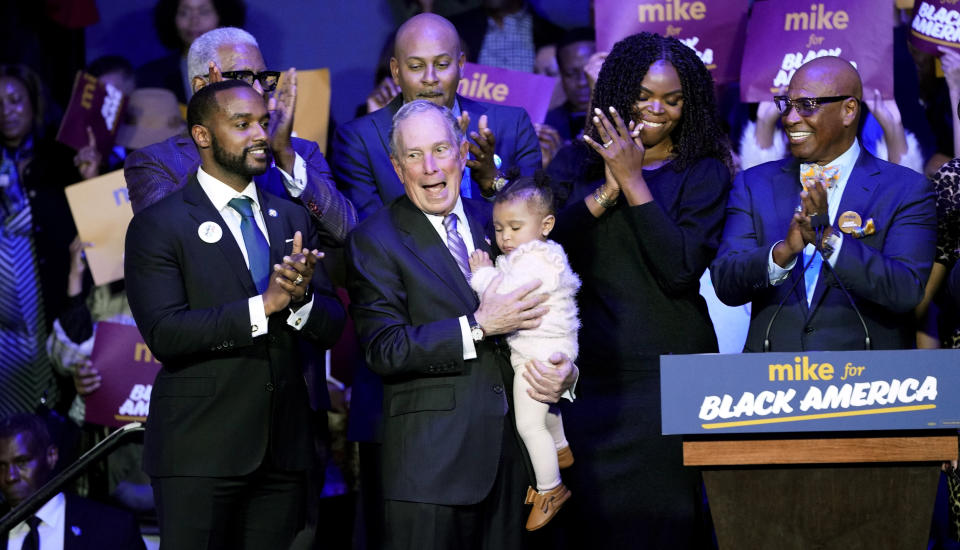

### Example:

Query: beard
xmin=210 ymin=134 xmax=270 ymax=179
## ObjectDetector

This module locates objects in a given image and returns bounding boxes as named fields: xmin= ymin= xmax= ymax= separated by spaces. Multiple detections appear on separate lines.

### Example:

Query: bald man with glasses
xmin=710 ymin=56 xmax=936 ymax=352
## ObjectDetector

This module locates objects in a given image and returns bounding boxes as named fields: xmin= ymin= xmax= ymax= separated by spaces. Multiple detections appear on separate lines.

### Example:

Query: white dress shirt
xmin=197 ymin=167 xmax=313 ymax=336
xmin=6 ymin=492 xmax=65 ymax=550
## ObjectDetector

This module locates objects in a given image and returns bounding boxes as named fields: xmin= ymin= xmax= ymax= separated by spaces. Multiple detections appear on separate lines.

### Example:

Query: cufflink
xmin=251 ymin=324 xmax=259 ymax=333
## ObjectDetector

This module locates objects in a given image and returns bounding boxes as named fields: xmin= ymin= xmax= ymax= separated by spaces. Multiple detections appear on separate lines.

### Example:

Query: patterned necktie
xmin=20 ymin=516 xmax=41 ymax=550
xmin=443 ymin=213 xmax=471 ymax=282
xmin=227 ymin=197 xmax=270 ymax=293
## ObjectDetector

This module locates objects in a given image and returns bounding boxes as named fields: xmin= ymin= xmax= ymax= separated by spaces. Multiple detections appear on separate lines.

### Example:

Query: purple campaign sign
xmin=85 ymin=322 xmax=162 ymax=428
xmin=56 ymin=71 xmax=126 ymax=160
xmin=457 ymin=62 xmax=558 ymax=124
xmin=661 ymin=350 xmax=960 ymax=435
xmin=595 ymin=0 xmax=750 ymax=85
xmin=910 ymin=0 xmax=960 ymax=54
xmin=741 ymin=0 xmax=894 ymax=102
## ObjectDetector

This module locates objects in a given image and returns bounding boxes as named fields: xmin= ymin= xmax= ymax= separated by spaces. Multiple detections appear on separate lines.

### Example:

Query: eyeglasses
xmin=221 ymin=70 xmax=282 ymax=92
xmin=773 ymin=95 xmax=853 ymax=117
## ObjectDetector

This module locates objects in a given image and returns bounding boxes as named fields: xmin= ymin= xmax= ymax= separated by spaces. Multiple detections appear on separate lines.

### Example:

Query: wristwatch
xmin=468 ymin=313 xmax=485 ymax=342
xmin=820 ymin=231 xmax=841 ymax=260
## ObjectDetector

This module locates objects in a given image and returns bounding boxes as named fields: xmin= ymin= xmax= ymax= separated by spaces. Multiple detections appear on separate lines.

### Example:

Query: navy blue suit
xmin=0 ymin=494 xmax=145 ymax=550
xmin=710 ymin=152 xmax=936 ymax=351
xmin=330 ymin=94 xmax=541 ymax=221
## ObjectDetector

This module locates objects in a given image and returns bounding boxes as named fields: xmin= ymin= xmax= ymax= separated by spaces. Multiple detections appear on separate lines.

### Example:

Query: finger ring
xmin=294 ymin=274 xmax=304 ymax=286
xmin=602 ymin=140 xmax=614 ymax=149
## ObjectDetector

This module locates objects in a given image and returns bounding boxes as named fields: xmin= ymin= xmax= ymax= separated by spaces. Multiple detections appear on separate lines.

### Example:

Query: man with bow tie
xmin=710 ymin=56 xmax=936 ymax=352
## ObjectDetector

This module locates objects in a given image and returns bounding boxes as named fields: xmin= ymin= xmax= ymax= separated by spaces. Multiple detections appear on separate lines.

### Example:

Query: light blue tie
xmin=443 ymin=213 xmax=471 ymax=282
xmin=803 ymin=245 xmax=822 ymax=306
xmin=228 ymin=197 xmax=270 ymax=293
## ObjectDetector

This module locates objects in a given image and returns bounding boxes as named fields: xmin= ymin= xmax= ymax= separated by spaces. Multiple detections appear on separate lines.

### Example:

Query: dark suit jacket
xmin=346 ymin=196 xmax=520 ymax=505
xmin=0 ymin=493 xmax=145 ymax=550
xmin=123 ymin=134 xmax=357 ymax=246
xmin=710 ymin=151 xmax=936 ymax=351
xmin=330 ymin=94 xmax=541 ymax=221
xmin=124 ymin=175 xmax=346 ymax=477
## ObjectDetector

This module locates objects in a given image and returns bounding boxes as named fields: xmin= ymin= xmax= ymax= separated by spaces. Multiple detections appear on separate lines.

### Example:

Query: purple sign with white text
xmin=594 ymin=0 xmax=750 ymax=85
xmin=56 ymin=71 xmax=126 ymax=160
xmin=457 ymin=62 xmax=557 ymax=124
xmin=85 ymin=322 xmax=162 ymax=428
xmin=741 ymin=0 xmax=894 ymax=102
xmin=910 ymin=0 xmax=960 ymax=54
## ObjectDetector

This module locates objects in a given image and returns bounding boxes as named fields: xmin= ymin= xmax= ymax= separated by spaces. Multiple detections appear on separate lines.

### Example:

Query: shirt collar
xmin=22 ymin=491 xmax=65 ymax=531
xmin=196 ymin=166 xmax=260 ymax=213
xmin=421 ymin=196 xmax=468 ymax=232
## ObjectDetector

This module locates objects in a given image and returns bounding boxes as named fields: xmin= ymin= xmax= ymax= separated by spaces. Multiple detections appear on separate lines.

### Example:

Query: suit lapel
xmin=394 ymin=197 xmax=478 ymax=311
xmin=183 ymin=175 xmax=259 ymax=296
xmin=258 ymin=190 xmax=288 ymax=265
xmin=808 ymin=151 xmax=880 ymax=313
xmin=372 ymin=96 xmax=403 ymax=160
xmin=773 ymin=159 xmax=810 ymax=314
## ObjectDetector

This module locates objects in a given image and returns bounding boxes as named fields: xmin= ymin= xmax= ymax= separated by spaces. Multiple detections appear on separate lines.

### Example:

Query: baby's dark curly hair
xmin=495 ymin=171 xmax=556 ymax=218
xmin=584 ymin=32 xmax=731 ymax=179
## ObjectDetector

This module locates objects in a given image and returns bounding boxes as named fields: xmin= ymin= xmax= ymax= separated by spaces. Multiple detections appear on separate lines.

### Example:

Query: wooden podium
xmin=685 ymin=431 xmax=958 ymax=550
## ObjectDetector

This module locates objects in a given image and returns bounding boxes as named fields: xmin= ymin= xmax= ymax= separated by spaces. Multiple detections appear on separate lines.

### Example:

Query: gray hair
xmin=187 ymin=27 xmax=260 ymax=82
xmin=389 ymin=100 xmax=464 ymax=160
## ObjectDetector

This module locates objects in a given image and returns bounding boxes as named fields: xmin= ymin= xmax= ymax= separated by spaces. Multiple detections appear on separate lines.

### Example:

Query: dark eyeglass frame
xmin=221 ymin=70 xmax=282 ymax=92
xmin=773 ymin=95 xmax=854 ymax=117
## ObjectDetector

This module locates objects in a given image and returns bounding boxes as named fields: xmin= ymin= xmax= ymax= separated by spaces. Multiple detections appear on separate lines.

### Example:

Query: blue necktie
xmin=228 ymin=197 xmax=270 ymax=293
xmin=443 ymin=213 xmax=471 ymax=282
xmin=803 ymin=245 xmax=822 ymax=306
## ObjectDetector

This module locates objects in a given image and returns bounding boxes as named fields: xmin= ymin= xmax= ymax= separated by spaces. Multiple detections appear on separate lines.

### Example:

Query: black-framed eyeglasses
xmin=221 ymin=70 xmax=281 ymax=92
xmin=773 ymin=95 xmax=853 ymax=117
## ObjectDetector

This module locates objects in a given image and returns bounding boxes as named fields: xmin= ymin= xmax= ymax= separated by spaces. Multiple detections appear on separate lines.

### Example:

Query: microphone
xmin=816 ymin=230 xmax=872 ymax=350
xmin=763 ymin=247 xmax=816 ymax=352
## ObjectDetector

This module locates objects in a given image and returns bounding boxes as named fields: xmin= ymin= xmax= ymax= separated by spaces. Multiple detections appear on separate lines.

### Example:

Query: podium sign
xmin=661 ymin=350 xmax=960 ymax=435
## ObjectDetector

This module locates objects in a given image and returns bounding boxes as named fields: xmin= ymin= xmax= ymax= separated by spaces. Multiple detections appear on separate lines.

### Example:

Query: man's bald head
xmin=782 ymin=56 xmax=862 ymax=164
xmin=391 ymin=14 xmax=465 ymax=109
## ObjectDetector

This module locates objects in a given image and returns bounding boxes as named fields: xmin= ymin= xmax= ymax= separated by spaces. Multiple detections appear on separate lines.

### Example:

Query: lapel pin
xmin=838 ymin=211 xmax=862 ymax=234
xmin=71 ymin=525 xmax=81 ymax=536
xmin=198 ymin=221 xmax=223 ymax=244
xmin=268 ymin=208 xmax=278 ymax=218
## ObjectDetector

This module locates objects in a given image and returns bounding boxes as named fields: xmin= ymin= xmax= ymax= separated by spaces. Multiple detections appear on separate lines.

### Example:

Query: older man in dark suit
xmin=124 ymin=27 xmax=356 ymax=247
xmin=711 ymin=56 xmax=936 ymax=351
xmin=124 ymin=80 xmax=345 ymax=548
xmin=347 ymin=100 xmax=575 ymax=549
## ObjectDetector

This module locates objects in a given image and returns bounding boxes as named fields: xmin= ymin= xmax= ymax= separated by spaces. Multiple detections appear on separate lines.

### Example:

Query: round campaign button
xmin=838 ymin=211 xmax=862 ymax=234
xmin=198 ymin=221 xmax=223 ymax=243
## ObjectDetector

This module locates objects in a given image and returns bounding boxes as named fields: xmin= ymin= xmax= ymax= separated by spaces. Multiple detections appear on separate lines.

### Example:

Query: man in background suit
xmin=346 ymin=100 xmax=576 ymax=549
xmin=125 ymin=26 xmax=357 ymax=247
xmin=0 ymin=414 xmax=145 ymax=550
xmin=710 ymin=56 xmax=936 ymax=351
xmin=330 ymin=12 xmax=541 ymax=221
xmin=124 ymin=80 xmax=345 ymax=548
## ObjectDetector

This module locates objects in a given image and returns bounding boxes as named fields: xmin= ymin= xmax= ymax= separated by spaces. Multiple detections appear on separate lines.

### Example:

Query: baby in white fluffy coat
xmin=469 ymin=176 xmax=580 ymax=531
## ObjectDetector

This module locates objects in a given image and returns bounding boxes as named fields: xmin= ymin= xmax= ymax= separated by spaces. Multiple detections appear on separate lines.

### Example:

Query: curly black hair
xmin=583 ymin=32 xmax=731 ymax=179
xmin=153 ymin=0 xmax=247 ymax=52
xmin=495 ymin=171 xmax=557 ymax=217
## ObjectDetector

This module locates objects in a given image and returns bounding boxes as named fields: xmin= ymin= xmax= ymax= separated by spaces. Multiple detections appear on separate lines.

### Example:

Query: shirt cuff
xmin=286 ymin=295 xmax=314 ymax=330
xmin=768 ymin=241 xmax=796 ymax=286
xmin=249 ymin=296 xmax=268 ymax=337
xmin=459 ymin=315 xmax=477 ymax=360
xmin=275 ymin=152 xmax=307 ymax=198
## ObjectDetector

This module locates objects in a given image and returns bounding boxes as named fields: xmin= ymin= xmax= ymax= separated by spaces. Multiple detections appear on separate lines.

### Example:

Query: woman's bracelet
xmin=593 ymin=187 xmax=617 ymax=209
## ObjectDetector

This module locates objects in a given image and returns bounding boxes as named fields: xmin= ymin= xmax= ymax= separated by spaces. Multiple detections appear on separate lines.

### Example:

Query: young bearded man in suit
xmin=346 ymin=100 xmax=576 ymax=550
xmin=124 ymin=27 xmax=357 ymax=247
xmin=711 ymin=56 xmax=936 ymax=351
xmin=124 ymin=79 xmax=345 ymax=548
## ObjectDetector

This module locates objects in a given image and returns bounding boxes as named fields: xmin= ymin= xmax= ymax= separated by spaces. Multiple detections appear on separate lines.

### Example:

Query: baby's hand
xmin=469 ymin=250 xmax=493 ymax=272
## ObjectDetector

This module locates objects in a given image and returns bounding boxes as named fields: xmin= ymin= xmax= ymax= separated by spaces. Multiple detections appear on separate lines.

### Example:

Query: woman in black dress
xmin=546 ymin=32 xmax=731 ymax=548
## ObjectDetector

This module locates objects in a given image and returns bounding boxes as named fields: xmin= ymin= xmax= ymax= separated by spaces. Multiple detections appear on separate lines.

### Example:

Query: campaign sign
xmin=661 ymin=350 xmax=960 ymax=435
xmin=457 ymin=62 xmax=557 ymax=124
xmin=741 ymin=0 xmax=894 ymax=102
xmin=85 ymin=322 xmax=162 ymax=428
xmin=291 ymin=68 xmax=331 ymax=153
xmin=594 ymin=0 xmax=750 ymax=85
xmin=910 ymin=0 xmax=960 ymax=54
xmin=65 ymin=170 xmax=133 ymax=285
xmin=56 ymin=71 xmax=126 ymax=160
